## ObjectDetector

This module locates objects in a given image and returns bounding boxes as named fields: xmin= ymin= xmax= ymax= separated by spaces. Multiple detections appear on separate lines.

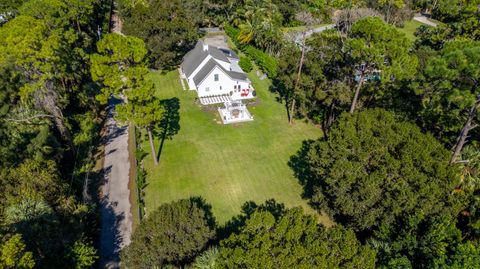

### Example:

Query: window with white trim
xmin=214 ymin=74 xmax=219 ymax=81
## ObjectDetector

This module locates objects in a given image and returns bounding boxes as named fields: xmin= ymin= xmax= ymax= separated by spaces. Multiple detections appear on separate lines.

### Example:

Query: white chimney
xmin=202 ymin=43 xmax=208 ymax=51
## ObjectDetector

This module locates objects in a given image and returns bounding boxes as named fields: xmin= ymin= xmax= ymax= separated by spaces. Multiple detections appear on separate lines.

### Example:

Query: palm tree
xmin=238 ymin=20 xmax=255 ymax=44
xmin=193 ymin=247 xmax=218 ymax=269
xmin=459 ymin=145 xmax=480 ymax=192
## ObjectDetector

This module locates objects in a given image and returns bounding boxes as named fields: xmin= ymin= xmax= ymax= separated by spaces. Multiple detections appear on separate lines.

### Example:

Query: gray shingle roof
xmin=193 ymin=58 xmax=218 ymax=85
xmin=183 ymin=40 xmax=247 ymax=87
xmin=192 ymin=58 xmax=248 ymax=86
xmin=181 ymin=41 xmax=240 ymax=78
xmin=228 ymin=70 xmax=248 ymax=81
xmin=181 ymin=42 xmax=209 ymax=78
xmin=219 ymin=48 xmax=238 ymax=59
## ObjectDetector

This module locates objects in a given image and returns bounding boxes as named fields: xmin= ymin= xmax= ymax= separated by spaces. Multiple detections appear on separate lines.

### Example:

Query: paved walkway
xmin=293 ymin=24 xmax=336 ymax=45
xmin=99 ymin=102 xmax=132 ymax=269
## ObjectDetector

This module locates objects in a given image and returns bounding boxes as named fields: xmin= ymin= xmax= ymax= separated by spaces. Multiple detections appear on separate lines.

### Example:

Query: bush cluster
xmin=238 ymin=56 xmax=253 ymax=72
xmin=225 ymin=24 xmax=278 ymax=78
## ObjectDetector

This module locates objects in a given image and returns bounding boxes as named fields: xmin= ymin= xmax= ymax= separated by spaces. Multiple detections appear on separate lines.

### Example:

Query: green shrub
xmin=238 ymin=56 xmax=253 ymax=72
xmin=121 ymin=198 xmax=216 ymax=268
xmin=224 ymin=24 xmax=278 ymax=78
xmin=224 ymin=24 xmax=241 ymax=46
xmin=243 ymin=45 xmax=278 ymax=78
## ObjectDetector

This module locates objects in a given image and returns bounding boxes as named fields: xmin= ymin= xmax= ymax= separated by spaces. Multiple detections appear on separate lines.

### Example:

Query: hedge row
xmin=224 ymin=24 xmax=278 ymax=78
xmin=238 ymin=56 xmax=253 ymax=72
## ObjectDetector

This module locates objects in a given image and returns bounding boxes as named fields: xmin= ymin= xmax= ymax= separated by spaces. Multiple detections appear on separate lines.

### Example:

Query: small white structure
xmin=218 ymin=100 xmax=254 ymax=124
xmin=180 ymin=40 xmax=256 ymax=105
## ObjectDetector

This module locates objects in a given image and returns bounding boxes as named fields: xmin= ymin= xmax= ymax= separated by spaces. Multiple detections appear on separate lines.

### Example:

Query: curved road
xmin=292 ymin=24 xmax=336 ymax=45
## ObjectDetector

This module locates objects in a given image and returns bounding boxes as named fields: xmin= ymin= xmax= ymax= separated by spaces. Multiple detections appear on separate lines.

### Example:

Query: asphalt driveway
xmin=99 ymin=103 xmax=132 ymax=269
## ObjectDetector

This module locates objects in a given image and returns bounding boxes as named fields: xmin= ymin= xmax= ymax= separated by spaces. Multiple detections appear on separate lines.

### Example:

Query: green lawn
xmin=397 ymin=20 xmax=430 ymax=41
xmin=142 ymin=69 xmax=332 ymax=225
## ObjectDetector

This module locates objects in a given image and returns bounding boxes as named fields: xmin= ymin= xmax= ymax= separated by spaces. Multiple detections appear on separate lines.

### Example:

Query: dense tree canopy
xmin=0 ymin=0 xmax=108 ymax=268
xmin=372 ymin=212 xmax=480 ymax=268
xmin=0 ymin=234 xmax=35 ymax=269
xmin=418 ymin=40 xmax=480 ymax=162
xmin=119 ymin=0 xmax=200 ymax=69
xmin=91 ymin=33 xmax=165 ymax=165
xmin=121 ymin=198 xmax=216 ymax=268
xmin=1 ymin=0 xmax=480 ymax=268
xmin=303 ymin=109 xmax=460 ymax=231
xmin=218 ymin=207 xmax=376 ymax=268
xmin=347 ymin=16 xmax=418 ymax=113
xmin=274 ymin=17 xmax=417 ymax=130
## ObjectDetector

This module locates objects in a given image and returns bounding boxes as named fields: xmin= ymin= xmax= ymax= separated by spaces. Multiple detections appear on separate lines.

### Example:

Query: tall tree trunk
xmin=350 ymin=71 xmax=365 ymax=113
xmin=385 ymin=2 xmax=392 ymax=24
xmin=327 ymin=102 xmax=336 ymax=128
xmin=289 ymin=98 xmax=296 ymax=124
xmin=322 ymin=102 xmax=336 ymax=140
xmin=147 ymin=127 xmax=158 ymax=166
xmin=450 ymin=99 xmax=480 ymax=164
xmin=290 ymin=31 xmax=307 ymax=124
xmin=51 ymin=108 xmax=75 ymax=152
xmin=35 ymin=88 xmax=75 ymax=153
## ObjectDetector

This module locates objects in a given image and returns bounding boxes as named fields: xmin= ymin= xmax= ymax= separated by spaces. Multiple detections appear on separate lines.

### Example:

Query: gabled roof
xmin=193 ymin=58 xmax=248 ymax=86
xmin=181 ymin=41 xmax=239 ymax=78
xmin=193 ymin=58 xmax=218 ymax=86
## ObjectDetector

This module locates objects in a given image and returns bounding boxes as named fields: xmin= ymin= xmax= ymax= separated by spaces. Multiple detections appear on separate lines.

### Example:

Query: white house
xmin=180 ymin=41 xmax=255 ymax=105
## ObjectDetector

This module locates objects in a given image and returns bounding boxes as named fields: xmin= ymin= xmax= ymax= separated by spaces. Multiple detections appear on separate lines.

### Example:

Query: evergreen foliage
xmin=1 ymin=0 xmax=479 ymax=268
xmin=238 ymin=56 xmax=253 ymax=73
xmin=0 ymin=0 xmax=108 ymax=267
xmin=303 ymin=109 xmax=460 ymax=231
xmin=225 ymin=24 xmax=278 ymax=78
xmin=121 ymin=198 xmax=216 ymax=268
xmin=217 ymin=207 xmax=376 ymax=268
xmin=118 ymin=0 xmax=200 ymax=69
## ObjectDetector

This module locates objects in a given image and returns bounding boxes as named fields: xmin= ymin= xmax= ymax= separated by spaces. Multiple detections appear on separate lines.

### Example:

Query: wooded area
xmin=1 ymin=0 xmax=479 ymax=268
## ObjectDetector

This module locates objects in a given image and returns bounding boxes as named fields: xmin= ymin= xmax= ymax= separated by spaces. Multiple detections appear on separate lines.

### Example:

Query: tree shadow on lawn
xmin=155 ymin=97 xmax=180 ymax=162
xmin=190 ymin=196 xmax=217 ymax=231
xmin=288 ymin=139 xmax=318 ymax=201
xmin=288 ymin=139 xmax=337 ymax=227
xmin=269 ymin=77 xmax=291 ymax=123
xmin=216 ymin=199 xmax=287 ymax=241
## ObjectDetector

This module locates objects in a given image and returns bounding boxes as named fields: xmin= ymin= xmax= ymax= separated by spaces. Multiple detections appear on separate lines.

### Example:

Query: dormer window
xmin=214 ymin=74 xmax=219 ymax=81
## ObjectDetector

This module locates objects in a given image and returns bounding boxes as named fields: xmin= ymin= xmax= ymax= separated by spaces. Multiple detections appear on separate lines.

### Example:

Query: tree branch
xmin=4 ymin=114 xmax=54 ymax=123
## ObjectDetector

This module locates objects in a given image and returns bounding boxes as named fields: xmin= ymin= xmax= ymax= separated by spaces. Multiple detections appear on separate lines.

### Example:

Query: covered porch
xmin=199 ymin=94 xmax=231 ymax=105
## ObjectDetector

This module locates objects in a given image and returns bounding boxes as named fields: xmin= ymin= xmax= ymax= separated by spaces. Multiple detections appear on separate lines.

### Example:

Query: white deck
xmin=218 ymin=101 xmax=254 ymax=124
xmin=199 ymin=88 xmax=256 ymax=105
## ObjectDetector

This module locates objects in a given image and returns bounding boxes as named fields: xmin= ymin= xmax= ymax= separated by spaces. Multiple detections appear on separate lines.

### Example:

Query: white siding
xmin=197 ymin=66 xmax=250 ymax=97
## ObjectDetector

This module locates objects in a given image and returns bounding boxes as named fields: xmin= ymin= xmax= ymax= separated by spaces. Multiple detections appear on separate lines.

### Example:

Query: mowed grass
xmin=142 ymin=69 xmax=332 ymax=225
xmin=397 ymin=19 xmax=430 ymax=41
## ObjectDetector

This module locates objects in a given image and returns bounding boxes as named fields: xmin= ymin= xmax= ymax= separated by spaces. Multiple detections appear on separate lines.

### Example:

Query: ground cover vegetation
xmin=2 ymin=0 xmax=480 ymax=268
